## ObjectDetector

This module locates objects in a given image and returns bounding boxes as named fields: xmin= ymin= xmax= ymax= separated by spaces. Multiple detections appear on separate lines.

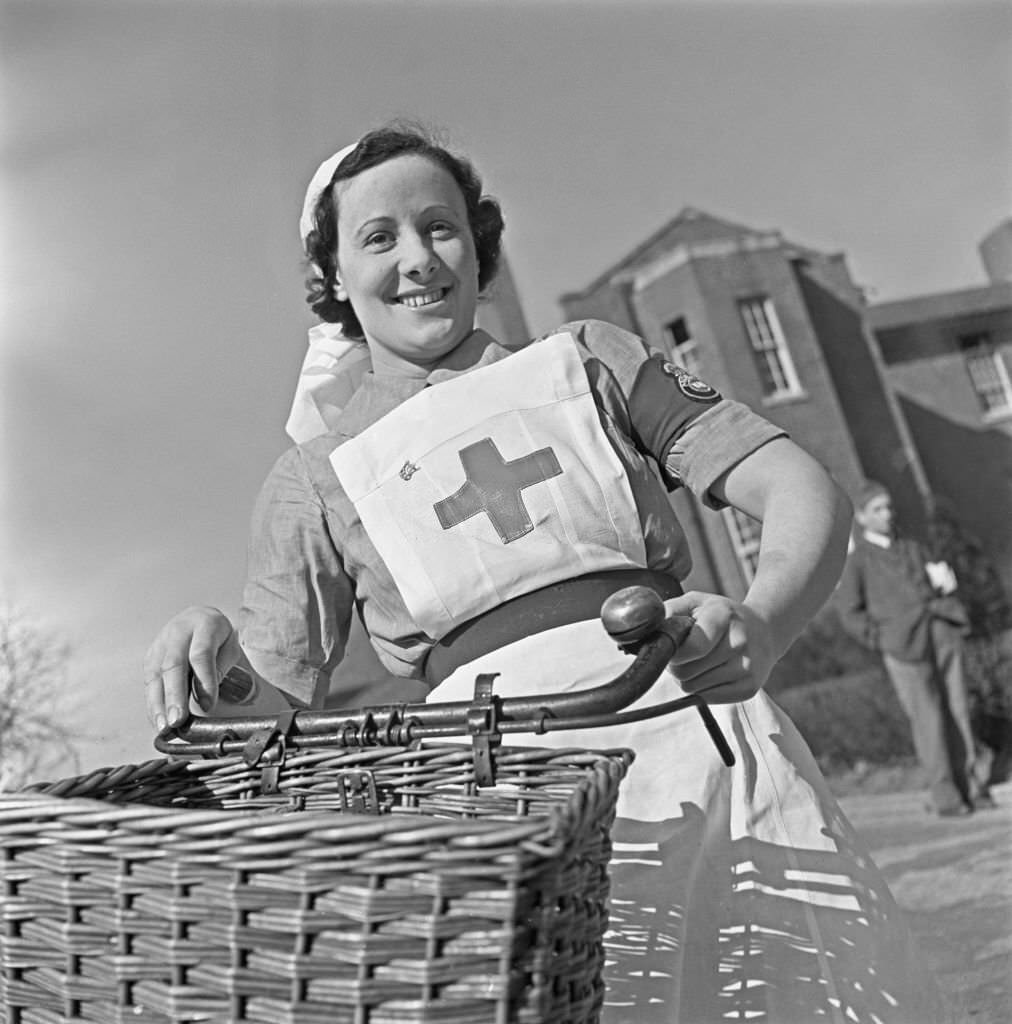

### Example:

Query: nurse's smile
xmin=397 ymin=287 xmax=450 ymax=308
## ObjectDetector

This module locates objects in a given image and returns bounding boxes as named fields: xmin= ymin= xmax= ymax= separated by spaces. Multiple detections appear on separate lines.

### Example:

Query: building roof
xmin=866 ymin=281 xmax=1012 ymax=330
xmin=561 ymin=207 xmax=784 ymax=300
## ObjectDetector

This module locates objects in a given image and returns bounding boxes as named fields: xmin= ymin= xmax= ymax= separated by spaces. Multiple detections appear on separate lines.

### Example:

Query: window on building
xmin=665 ymin=317 xmax=703 ymax=376
xmin=722 ymin=507 xmax=761 ymax=585
xmin=960 ymin=333 xmax=1012 ymax=416
xmin=738 ymin=296 xmax=803 ymax=398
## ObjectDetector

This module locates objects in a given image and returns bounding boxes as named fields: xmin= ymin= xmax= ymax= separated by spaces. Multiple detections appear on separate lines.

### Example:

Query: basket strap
xmin=468 ymin=674 xmax=502 ymax=786
xmin=242 ymin=709 xmax=298 ymax=794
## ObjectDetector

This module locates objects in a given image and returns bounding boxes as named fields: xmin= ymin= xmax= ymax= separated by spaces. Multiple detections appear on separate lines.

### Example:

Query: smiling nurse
xmin=330 ymin=154 xmax=480 ymax=375
xmin=145 ymin=124 xmax=947 ymax=1022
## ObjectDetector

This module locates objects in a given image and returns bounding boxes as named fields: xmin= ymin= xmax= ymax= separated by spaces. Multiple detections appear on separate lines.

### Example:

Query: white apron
xmin=331 ymin=335 xmax=948 ymax=1023
xmin=432 ymin=625 xmax=948 ymax=1023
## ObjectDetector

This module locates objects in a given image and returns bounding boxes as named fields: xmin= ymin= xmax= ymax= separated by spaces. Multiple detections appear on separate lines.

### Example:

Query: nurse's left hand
xmin=662 ymin=591 xmax=778 ymax=704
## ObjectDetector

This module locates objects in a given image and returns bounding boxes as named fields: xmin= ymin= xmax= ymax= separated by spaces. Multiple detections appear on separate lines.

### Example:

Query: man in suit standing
xmin=836 ymin=481 xmax=994 ymax=816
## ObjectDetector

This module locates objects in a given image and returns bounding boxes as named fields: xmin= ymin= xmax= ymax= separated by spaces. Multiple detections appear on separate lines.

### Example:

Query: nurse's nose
xmin=401 ymin=232 xmax=439 ymax=281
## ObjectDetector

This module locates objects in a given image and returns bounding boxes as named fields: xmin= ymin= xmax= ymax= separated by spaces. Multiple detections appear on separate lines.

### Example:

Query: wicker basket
xmin=1 ymin=742 xmax=632 ymax=1024
xmin=1 ymin=590 xmax=732 ymax=1024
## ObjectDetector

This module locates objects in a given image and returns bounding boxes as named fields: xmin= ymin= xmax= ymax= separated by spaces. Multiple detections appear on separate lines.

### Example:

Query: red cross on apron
xmin=328 ymin=331 xmax=646 ymax=638
xmin=433 ymin=437 xmax=564 ymax=544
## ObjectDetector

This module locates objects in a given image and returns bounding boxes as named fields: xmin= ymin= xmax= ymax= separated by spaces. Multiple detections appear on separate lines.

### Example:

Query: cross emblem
xmin=433 ymin=437 xmax=563 ymax=544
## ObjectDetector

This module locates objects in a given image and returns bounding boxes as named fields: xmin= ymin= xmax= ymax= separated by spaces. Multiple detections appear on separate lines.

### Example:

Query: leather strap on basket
xmin=242 ymin=709 xmax=298 ymax=795
xmin=468 ymin=673 xmax=502 ymax=787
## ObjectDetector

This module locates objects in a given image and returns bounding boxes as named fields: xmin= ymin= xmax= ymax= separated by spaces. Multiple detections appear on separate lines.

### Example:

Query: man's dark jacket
xmin=836 ymin=535 xmax=969 ymax=663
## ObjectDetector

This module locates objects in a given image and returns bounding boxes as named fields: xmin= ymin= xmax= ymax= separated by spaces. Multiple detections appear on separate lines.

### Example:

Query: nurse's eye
xmin=364 ymin=230 xmax=395 ymax=249
xmin=428 ymin=220 xmax=456 ymax=238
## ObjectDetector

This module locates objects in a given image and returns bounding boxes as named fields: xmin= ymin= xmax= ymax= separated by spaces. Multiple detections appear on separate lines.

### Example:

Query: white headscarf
xmin=298 ymin=142 xmax=358 ymax=256
xmin=286 ymin=142 xmax=374 ymax=443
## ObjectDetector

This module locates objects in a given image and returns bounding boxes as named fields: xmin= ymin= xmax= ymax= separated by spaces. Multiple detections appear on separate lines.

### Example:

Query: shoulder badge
xmin=661 ymin=361 xmax=721 ymax=403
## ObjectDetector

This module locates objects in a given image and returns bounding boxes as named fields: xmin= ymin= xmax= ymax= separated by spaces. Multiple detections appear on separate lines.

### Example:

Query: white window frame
xmin=960 ymin=333 xmax=1012 ymax=418
xmin=665 ymin=317 xmax=703 ymax=377
xmin=738 ymin=296 xmax=803 ymax=399
xmin=722 ymin=507 xmax=761 ymax=585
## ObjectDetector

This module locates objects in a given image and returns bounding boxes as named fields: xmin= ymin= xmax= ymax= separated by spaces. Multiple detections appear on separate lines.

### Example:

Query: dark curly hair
xmin=303 ymin=124 xmax=505 ymax=337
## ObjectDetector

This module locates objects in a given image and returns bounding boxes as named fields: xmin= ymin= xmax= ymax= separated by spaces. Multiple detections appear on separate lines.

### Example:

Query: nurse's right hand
xmin=143 ymin=606 xmax=240 ymax=731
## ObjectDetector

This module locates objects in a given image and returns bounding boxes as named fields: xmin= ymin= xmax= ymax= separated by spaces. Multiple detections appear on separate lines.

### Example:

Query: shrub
xmin=964 ymin=629 xmax=1012 ymax=755
xmin=766 ymin=605 xmax=879 ymax=696
xmin=774 ymin=668 xmax=914 ymax=773
xmin=927 ymin=506 xmax=1011 ymax=638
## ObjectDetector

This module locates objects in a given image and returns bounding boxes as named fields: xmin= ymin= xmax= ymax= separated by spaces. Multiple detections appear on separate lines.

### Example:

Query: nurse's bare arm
xmin=143 ymin=606 xmax=291 ymax=731
xmin=664 ymin=436 xmax=852 ymax=703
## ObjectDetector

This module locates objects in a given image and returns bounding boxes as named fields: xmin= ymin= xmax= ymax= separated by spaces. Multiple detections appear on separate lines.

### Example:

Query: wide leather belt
xmin=423 ymin=568 xmax=683 ymax=688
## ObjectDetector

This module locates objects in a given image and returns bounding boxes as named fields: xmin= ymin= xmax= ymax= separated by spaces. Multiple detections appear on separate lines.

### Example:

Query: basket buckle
xmin=468 ymin=673 xmax=502 ymax=787
xmin=242 ymin=709 xmax=298 ymax=795
xmin=335 ymin=769 xmax=380 ymax=813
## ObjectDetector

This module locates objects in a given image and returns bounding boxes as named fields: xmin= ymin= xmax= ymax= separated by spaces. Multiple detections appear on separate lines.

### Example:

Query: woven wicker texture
xmin=1 ymin=743 xmax=632 ymax=1024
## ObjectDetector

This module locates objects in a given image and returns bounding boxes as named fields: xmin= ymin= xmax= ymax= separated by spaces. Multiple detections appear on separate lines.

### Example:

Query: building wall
xmin=792 ymin=259 xmax=930 ymax=538
xmin=559 ymin=282 xmax=638 ymax=334
xmin=687 ymin=249 xmax=864 ymax=478
xmin=872 ymin=305 xmax=1012 ymax=592
xmin=875 ymin=307 xmax=1012 ymax=392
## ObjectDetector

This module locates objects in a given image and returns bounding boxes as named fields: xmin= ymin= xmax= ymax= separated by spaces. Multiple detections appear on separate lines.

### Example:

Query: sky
xmin=2 ymin=0 xmax=1010 ymax=779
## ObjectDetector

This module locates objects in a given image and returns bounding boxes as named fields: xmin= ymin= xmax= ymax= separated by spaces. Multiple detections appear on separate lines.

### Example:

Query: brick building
xmin=560 ymin=208 xmax=1012 ymax=599
xmin=865 ymin=225 xmax=1012 ymax=595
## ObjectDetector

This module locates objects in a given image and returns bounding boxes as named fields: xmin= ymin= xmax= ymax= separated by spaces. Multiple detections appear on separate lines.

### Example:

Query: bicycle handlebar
xmin=154 ymin=586 xmax=734 ymax=766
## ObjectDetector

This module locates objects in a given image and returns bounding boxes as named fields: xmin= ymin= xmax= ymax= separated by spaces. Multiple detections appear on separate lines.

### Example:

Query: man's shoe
xmin=936 ymin=803 xmax=973 ymax=818
xmin=972 ymin=792 xmax=999 ymax=810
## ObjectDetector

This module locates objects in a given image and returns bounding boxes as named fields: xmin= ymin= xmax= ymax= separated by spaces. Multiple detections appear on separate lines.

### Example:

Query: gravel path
xmin=840 ymin=780 xmax=1012 ymax=1023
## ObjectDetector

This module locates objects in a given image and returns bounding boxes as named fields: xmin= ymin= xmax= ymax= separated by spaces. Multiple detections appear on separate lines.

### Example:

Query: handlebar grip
xmin=601 ymin=585 xmax=694 ymax=647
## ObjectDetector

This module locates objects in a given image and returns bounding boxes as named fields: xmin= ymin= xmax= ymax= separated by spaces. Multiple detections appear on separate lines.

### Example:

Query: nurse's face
xmin=333 ymin=154 xmax=479 ymax=377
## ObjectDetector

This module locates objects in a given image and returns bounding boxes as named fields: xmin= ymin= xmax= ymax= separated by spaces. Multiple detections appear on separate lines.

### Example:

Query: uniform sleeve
xmin=238 ymin=446 xmax=355 ymax=707
xmin=672 ymin=401 xmax=786 ymax=508
xmin=566 ymin=318 xmax=785 ymax=506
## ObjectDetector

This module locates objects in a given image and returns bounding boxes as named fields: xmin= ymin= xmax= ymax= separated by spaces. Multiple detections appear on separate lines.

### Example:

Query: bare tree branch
xmin=0 ymin=600 xmax=81 ymax=790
